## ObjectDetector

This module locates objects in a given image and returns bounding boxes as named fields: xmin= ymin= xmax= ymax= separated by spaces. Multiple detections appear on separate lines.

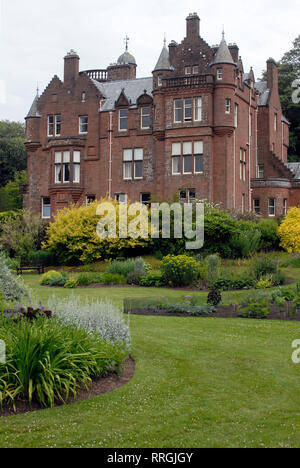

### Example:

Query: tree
xmin=278 ymin=207 xmax=300 ymax=253
xmin=0 ymin=120 xmax=27 ymax=187
xmin=0 ymin=170 xmax=27 ymax=212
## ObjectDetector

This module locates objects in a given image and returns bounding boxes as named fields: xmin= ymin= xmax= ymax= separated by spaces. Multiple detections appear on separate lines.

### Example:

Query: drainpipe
xmin=108 ymin=112 xmax=113 ymax=199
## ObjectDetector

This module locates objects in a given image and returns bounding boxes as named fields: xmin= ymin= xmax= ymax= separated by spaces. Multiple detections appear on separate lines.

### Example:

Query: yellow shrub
xmin=278 ymin=207 xmax=300 ymax=253
xmin=43 ymin=199 xmax=152 ymax=264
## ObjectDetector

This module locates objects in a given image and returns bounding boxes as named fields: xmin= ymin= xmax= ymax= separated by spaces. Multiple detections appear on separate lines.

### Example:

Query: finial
xmin=222 ymin=25 xmax=225 ymax=40
xmin=36 ymin=83 xmax=39 ymax=97
xmin=164 ymin=33 xmax=167 ymax=47
xmin=124 ymin=35 xmax=129 ymax=51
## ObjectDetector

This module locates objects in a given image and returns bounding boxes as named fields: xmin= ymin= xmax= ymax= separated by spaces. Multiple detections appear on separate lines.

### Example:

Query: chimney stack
xmin=267 ymin=58 xmax=278 ymax=91
xmin=186 ymin=13 xmax=200 ymax=39
xmin=64 ymin=50 xmax=80 ymax=84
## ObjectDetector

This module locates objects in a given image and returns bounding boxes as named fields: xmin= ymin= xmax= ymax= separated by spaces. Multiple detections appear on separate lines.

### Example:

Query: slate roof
xmin=26 ymin=93 xmax=41 ymax=118
xmin=154 ymin=45 xmax=172 ymax=71
xmin=282 ymin=114 xmax=290 ymax=125
xmin=286 ymin=163 xmax=300 ymax=179
xmin=117 ymin=50 xmax=136 ymax=65
xmin=255 ymin=81 xmax=270 ymax=106
xmin=212 ymin=37 xmax=235 ymax=65
xmin=91 ymin=77 xmax=153 ymax=112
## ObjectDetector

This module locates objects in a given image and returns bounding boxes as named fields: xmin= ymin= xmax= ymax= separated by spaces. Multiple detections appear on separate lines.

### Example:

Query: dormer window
xmin=217 ymin=68 xmax=223 ymax=80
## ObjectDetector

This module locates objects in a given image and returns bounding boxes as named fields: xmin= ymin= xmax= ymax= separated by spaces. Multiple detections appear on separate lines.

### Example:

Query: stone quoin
xmin=24 ymin=13 xmax=297 ymax=220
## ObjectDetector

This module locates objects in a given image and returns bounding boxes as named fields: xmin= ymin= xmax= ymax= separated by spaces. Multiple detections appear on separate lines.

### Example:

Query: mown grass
xmin=1 ymin=270 xmax=300 ymax=448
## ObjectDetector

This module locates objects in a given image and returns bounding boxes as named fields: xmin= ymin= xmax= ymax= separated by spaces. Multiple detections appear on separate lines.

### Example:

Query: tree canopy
xmin=0 ymin=120 xmax=27 ymax=187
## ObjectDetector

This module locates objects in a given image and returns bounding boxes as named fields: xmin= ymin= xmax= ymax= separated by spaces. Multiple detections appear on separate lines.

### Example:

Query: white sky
xmin=0 ymin=0 xmax=299 ymax=122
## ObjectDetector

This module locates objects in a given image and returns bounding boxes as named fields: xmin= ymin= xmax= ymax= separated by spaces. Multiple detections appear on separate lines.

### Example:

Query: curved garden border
xmin=0 ymin=358 xmax=135 ymax=418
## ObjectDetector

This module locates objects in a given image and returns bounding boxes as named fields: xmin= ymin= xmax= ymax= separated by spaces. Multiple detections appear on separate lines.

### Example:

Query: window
xmin=283 ymin=199 xmax=288 ymax=216
xmin=81 ymin=92 xmax=86 ymax=102
xmin=184 ymin=99 xmax=193 ymax=122
xmin=234 ymin=103 xmax=238 ymax=128
xmin=141 ymin=107 xmax=151 ymax=129
xmin=183 ymin=142 xmax=193 ymax=174
xmin=254 ymin=199 xmax=261 ymax=215
xmin=185 ymin=66 xmax=192 ymax=75
xmin=141 ymin=193 xmax=151 ymax=205
xmin=158 ymin=75 xmax=163 ymax=87
xmin=123 ymin=149 xmax=143 ymax=180
xmin=54 ymin=150 xmax=81 ymax=184
xmin=180 ymin=189 xmax=196 ymax=203
xmin=119 ymin=109 xmax=128 ymax=131
xmin=174 ymin=98 xmax=203 ymax=123
xmin=240 ymin=149 xmax=247 ymax=182
xmin=274 ymin=113 xmax=278 ymax=132
xmin=48 ymin=115 xmax=61 ymax=137
xmin=73 ymin=151 xmax=81 ymax=183
xmin=174 ymin=100 xmax=183 ymax=123
xmin=172 ymin=141 xmax=204 ymax=175
xmin=86 ymin=195 xmax=96 ymax=206
xmin=79 ymin=116 xmax=88 ymax=134
xmin=115 ymin=193 xmax=127 ymax=204
xmin=269 ymin=198 xmax=276 ymax=217
xmin=225 ymin=99 xmax=231 ymax=114
xmin=193 ymin=66 xmax=199 ymax=74
xmin=42 ymin=197 xmax=51 ymax=219
xmin=194 ymin=141 xmax=204 ymax=173
xmin=172 ymin=143 xmax=181 ymax=175
xmin=258 ymin=165 xmax=264 ymax=179
xmin=217 ymin=68 xmax=223 ymax=80
xmin=194 ymin=97 xmax=203 ymax=122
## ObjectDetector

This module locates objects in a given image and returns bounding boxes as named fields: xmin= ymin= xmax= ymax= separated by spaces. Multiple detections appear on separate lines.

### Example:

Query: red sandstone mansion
xmin=24 ymin=13 xmax=297 ymax=220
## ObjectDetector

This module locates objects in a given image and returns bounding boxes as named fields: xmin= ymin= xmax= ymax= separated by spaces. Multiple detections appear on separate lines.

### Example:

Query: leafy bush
xmin=43 ymin=200 xmax=152 ymax=265
xmin=204 ymin=210 xmax=238 ymax=258
xmin=0 ymin=314 xmax=126 ymax=408
xmin=211 ymin=274 xmax=256 ymax=291
xmin=76 ymin=273 xmax=103 ymax=286
xmin=256 ymin=275 xmax=274 ymax=289
xmin=49 ymin=295 xmax=131 ymax=348
xmin=127 ymin=269 xmax=146 ymax=285
xmin=40 ymin=270 xmax=68 ymax=287
xmin=0 ymin=291 xmax=6 ymax=313
xmin=64 ymin=279 xmax=79 ymax=289
xmin=161 ymin=255 xmax=200 ymax=287
xmin=206 ymin=254 xmax=221 ymax=287
xmin=279 ymin=208 xmax=300 ymax=253
xmin=229 ymin=225 xmax=261 ymax=258
xmin=251 ymin=256 xmax=278 ymax=280
xmin=101 ymin=273 xmax=126 ymax=285
xmin=0 ymin=252 xmax=29 ymax=302
xmin=239 ymin=296 xmax=270 ymax=319
xmin=107 ymin=257 xmax=149 ymax=279
xmin=207 ymin=290 xmax=222 ymax=306
xmin=0 ymin=210 xmax=46 ymax=263
xmin=139 ymin=271 xmax=166 ymax=287
xmin=27 ymin=250 xmax=57 ymax=267
xmin=256 ymin=219 xmax=279 ymax=251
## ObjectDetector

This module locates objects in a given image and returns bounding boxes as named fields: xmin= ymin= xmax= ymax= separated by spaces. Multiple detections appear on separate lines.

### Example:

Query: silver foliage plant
xmin=0 ymin=252 xmax=29 ymax=302
xmin=48 ymin=294 xmax=131 ymax=349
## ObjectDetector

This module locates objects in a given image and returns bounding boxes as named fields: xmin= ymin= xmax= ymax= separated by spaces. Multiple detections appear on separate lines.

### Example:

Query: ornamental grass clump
xmin=0 ymin=314 xmax=127 ymax=409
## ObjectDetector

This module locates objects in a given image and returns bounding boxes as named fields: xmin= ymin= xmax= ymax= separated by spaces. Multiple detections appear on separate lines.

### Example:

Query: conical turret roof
xmin=26 ymin=89 xmax=41 ymax=118
xmin=154 ymin=42 xmax=172 ymax=71
xmin=213 ymin=34 xmax=235 ymax=65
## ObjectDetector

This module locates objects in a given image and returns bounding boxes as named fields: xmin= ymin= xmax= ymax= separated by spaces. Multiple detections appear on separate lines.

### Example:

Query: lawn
xmin=1 ymin=274 xmax=300 ymax=448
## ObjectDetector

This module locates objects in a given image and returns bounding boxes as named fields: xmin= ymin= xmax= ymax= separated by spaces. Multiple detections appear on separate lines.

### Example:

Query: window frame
xmin=79 ymin=115 xmax=88 ymax=134
xmin=141 ymin=107 xmax=151 ymax=130
xmin=254 ymin=199 xmax=261 ymax=215
xmin=225 ymin=99 xmax=231 ymax=114
xmin=269 ymin=198 xmax=276 ymax=217
xmin=217 ymin=68 xmax=223 ymax=80
xmin=42 ymin=197 xmax=51 ymax=219
xmin=119 ymin=109 xmax=128 ymax=132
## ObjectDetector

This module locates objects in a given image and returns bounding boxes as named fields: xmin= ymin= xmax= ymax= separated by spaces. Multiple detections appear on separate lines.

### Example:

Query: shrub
xmin=229 ymin=224 xmax=261 ymax=258
xmin=49 ymin=295 xmax=131 ymax=348
xmin=43 ymin=200 xmax=152 ymax=265
xmin=207 ymin=290 xmax=222 ymax=306
xmin=0 ymin=291 xmax=6 ymax=313
xmin=252 ymin=255 xmax=278 ymax=280
xmin=256 ymin=275 xmax=274 ymax=289
xmin=0 ymin=314 xmax=126 ymax=408
xmin=64 ymin=279 xmax=78 ymax=289
xmin=107 ymin=257 xmax=149 ymax=279
xmin=161 ymin=255 xmax=200 ymax=287
xmin=257 ymin=219 xmax=279 ymax=251
xmin=27 ymin=250 xmax=57 ymax=267
xmin=279 ymin=207 xmax=300 ymax=253
xmin=101 ymin=273 xmax=126 ymax=285
xmin=211 ymin=274 xmax=256 ymax=291
xmin=139 ymin=271 xmax=166 ymax=287
xmin=204 ymin=210 xmax=238 ymax=258
xmin=239 ymin=296 xmax=270 ymax=319
xmin=40 ymin=270 xmax=68 ymax=287
xmin=0 ymin=252 xmax=29 ymax=302
xmin=162 ymin=303 xmax=215 ymax=316
xmin=76 ymin=272 xmax=103 ymax=286
xmin=206 ymin=254 xmax=221 ymax=287
xmin=127 ymin=269 xmax=146 ymax=285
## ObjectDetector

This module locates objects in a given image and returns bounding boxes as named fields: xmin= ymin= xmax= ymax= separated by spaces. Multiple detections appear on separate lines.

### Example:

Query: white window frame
xmin=54 ymin=152 xmax=62 ymax=183
xmin=194 ymin=97 xmax=203 ymax=122
xmin=42 ymin=197 xmax=51 ymax=219
xmin=123 ymin=149 xmax=133 ymax=180
xmin=194 ymin=141 xmax=204 ymax=174
xmin=48 ymin=116 xmax=54 ymax=137
xmin=217 ymin=68 xmax=223 ymax=80
xmin=134 ymin=148 xmax=144 ymax=180
xmin=174 ymin=100 xmax=183 ymax=123
xmin=115 ymin=193 xmax=128 ymax=204
xmin=258 ymin=165 xmax=265 ymax=179
xmin=183 ymin=142 xmax=193 ymax=175
xmin=55 ymin=115 xmax=61 ymax=136
xmin=141 ymin=107 xmax=151 ymax=129
xmin=119 ymin=109 xmax=128 ymax=132
xmin=269 ymin=198 xmax=276 ymax=217
xmin=234 ymin=103 xmax=239 ymax=128
xmin=184 ymin=99 xmax=193 ymax=122
xmin=283 ymin=199 xmax=288 ymax=216
xmin=254 ymin=199 xmax=261 ymax=215
xmin=79 ymin=116 xmax=88 ymax=134
xmin=225 ymin=99 xmax=231 ymax=114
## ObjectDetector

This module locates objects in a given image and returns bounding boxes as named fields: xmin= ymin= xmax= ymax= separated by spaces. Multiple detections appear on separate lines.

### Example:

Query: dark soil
xmin=0 ymin=358 xmax=135 ymax=418
xmin=126 ymin=305 xmax=300 ymax=321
